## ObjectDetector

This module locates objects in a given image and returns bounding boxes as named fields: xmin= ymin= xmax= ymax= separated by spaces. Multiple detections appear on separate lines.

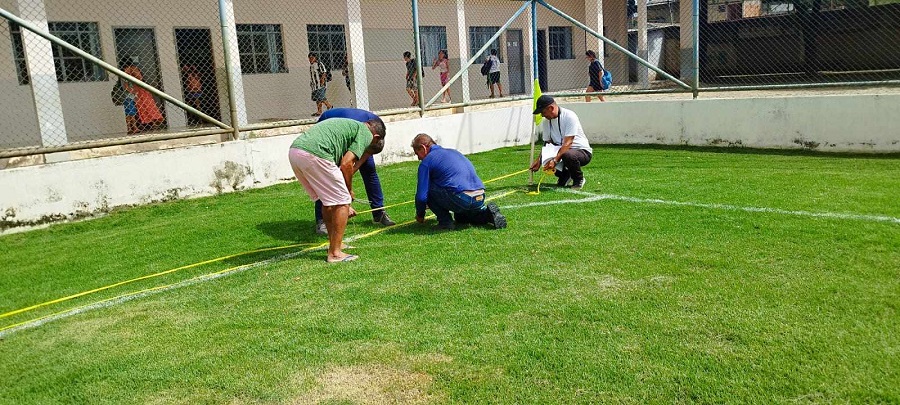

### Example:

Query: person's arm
xmin=318 ymin=64 xmax=327 ymax=87
xmin=414 ymin=162 xmax=430 ymax=222
xmin=339 ymin=150 xmax=359 ymax=199
xmin=544 ymin=136 xmax=574 ymax=171
xmin=353 ymin=150 xmax=373 ymax=172
xmin=122 ymin=67 xmax=138 ymax=92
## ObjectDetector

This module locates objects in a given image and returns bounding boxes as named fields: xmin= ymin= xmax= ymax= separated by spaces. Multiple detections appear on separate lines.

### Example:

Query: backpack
xmin=110 ymin=80 xmax=126 ymax=106
xmin=480 ymin=59 xmax=491 ymax=76
xmin=601 ymin=69 xmax=612 ymax=91
xmin=325 ymin=70 xmax=333 ymax=82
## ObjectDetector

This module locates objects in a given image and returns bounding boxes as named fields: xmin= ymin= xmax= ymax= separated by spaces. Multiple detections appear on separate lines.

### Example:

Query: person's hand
xmin=543 ymin=159 xmax=557 ymax=172
xmin=416 ymin=215 xmax=425 ymax=224
xmin=348 ymin=206 xmax=358 ymax=218
xmin=529 ymin=159 xmax=541 ymax=172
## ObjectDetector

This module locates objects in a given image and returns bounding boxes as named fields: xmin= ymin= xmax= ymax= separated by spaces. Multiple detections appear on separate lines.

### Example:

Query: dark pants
xmin=315 ymin=155 xmax=384 ymax=221
xmin=427 ymin=186 xmax=490 ymax=227
xmin=555 ymin=149 xmax=592 ymax=186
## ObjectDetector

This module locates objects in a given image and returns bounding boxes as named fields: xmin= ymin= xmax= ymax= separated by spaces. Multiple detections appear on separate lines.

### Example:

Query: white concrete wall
xmin=0 ymin=104 xmax=533 ymax=226
xmin=4 ymin=93 xmax=898 ymax=228
xmin=564 ymin=94 xmax=900 ymax=151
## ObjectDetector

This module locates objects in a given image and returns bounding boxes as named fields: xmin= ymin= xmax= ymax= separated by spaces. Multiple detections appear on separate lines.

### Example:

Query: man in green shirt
xmin=288 ymin=117 xmax=386 ymax=263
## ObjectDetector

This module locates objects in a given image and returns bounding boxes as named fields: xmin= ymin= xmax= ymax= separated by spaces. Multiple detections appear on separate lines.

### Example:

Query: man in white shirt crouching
xmin=529 ymin=95 xmax=593 ymax=189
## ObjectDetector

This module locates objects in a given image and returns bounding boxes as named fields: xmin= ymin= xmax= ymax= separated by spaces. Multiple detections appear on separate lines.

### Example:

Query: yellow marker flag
xmin=533 ymin=78 xmax=543 ymax=126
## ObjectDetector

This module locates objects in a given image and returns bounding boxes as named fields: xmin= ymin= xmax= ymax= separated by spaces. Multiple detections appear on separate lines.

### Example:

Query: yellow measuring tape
xmin=525 ymin=168 xmax=555 ymax=196
xmin=0 ymin=170 xmax=529 ymax=326
xmin=0 ymin=190 xmax=519 ymax=334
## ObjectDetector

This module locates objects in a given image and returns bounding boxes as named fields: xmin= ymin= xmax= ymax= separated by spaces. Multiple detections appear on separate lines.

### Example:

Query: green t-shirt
xmin=290 ymin=118 xmax=373 ymax=165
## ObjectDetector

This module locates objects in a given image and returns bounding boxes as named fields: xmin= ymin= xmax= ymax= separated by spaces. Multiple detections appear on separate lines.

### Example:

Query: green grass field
xmin=1 ymin=145 xmax=898 ymax=403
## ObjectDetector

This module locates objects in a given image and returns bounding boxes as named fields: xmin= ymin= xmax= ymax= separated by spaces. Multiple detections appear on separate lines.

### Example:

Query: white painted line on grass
xmin=505 ymin=189 xmax=900 ymax=225
xmin=0 ymin=245 xmax=327 ymax=338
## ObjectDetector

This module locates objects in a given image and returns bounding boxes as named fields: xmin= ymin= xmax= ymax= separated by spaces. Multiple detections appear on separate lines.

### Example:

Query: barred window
xmin=419 ymin=26 xmax=447 ymax=64
xmin=307 ymin=24 xmax=346 ymax=71
xmin=469 ymin=26 xmax=502 ymax=62
xmin=548 ymin=26 xmax=573 ymax=60
xmin=236 ymin=24 xmax=287 ymax=74
xmin=10 ymin=21 xmax=107 ymax=85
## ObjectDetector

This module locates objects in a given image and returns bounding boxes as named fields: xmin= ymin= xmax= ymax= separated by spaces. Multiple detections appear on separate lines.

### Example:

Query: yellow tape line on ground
xmin=0 ymin=170 xmax=530 ymax=323
xmin=0 ymin=189 xmax=519 ymax=334
xmin=0 ymin=242 xmax=328 ymax=333
xmin=0 ymin=243 xmax=320 ymax=321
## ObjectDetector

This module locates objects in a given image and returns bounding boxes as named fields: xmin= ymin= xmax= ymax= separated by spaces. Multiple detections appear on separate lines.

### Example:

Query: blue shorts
xmin=311 ymin=88 xmax=327 ymax=102
xmin=123 ymin=98 xmax=137 ymax=116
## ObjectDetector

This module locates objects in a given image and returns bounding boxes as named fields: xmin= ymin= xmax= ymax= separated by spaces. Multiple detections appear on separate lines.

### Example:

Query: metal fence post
xmin=412 ymin=0 xmax=426 ymax=116
xmin=528 ymin=0 xmax=538 ymax=185
xmin=692 ymin=0 xmax=700 ymax=99
xmin=218 ymin=0 xmax=243 ymax=139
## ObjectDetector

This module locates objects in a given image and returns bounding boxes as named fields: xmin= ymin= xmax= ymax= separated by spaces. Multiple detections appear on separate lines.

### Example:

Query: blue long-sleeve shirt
xmin=415 ymin=145 xmax=485 ymax=216
xmin=318 ymin=107 xmax=378 ymax=123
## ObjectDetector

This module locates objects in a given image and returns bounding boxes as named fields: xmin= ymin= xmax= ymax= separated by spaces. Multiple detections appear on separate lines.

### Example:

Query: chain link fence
xmin=700 ymin=0 xmax=900 ymax=87
xmin=0 ymin=0 xmax=898 ymax=159
xmin=0 ymin=0 xmax=233 ymax=157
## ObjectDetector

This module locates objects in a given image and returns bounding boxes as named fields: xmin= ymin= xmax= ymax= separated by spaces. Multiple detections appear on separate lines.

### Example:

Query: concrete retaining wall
xmin=566 ymin=94 xmax=900 ymax=151
xmin=0 ymin=105 xmax=532 ymax=228
xmin=3 ymin=93 xmax=897 ymax=230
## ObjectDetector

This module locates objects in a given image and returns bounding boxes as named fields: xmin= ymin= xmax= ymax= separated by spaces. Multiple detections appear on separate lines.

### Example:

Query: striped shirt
xmin=310 ymin=61 xmax=327 ymax=91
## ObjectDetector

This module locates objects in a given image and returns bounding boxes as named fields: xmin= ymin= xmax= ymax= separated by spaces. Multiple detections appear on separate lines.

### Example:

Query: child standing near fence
xmin=432 ymin=49 xmax=452 ymax=103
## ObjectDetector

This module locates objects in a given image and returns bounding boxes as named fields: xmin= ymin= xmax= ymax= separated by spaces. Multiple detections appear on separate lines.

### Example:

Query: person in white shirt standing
xmin=529 ymin=95 xmax=593 ymax=188
xmin=486 ymin=49 xmax=503 ymax=98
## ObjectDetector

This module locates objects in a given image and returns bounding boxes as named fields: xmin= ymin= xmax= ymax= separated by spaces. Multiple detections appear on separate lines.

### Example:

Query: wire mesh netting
xmin=0 ymin=0 xmax=898 ymax=158
xmin=700 ymin=0 xmax=900 ymax=86
xmin=0 ymin=0 xmax=233 ymax=154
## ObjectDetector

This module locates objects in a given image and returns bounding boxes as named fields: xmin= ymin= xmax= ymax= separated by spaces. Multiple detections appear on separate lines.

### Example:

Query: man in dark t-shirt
xmin=403 ymin=51 xmax=419 ymax=106
xmin=585 ymin=50 xmax=606 ymax=102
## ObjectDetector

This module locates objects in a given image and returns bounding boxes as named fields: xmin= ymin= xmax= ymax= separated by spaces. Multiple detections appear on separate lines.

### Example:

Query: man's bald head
xmin=411 ymin=133 xmax=436 ymax=160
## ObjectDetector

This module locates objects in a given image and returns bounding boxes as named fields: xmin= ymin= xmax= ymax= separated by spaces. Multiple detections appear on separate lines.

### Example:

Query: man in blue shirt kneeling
xmin=411 ymin=133 xmax=507 ymax=230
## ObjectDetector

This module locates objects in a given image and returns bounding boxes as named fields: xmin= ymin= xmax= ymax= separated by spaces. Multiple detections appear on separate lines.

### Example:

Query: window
xmin=307 ymin=24 xmax=346 ymax=71
xmin=469 ymin=26 xmax=502 ymax=62
xmin=236 ymin=24 xmax=287 ymax=74
xmin=10 ymin=21 xmax=106 ymax=85
xmin=419 ymin=26 xmax=447 ymax=64
xmin=548 ymin=26 xmax=573 ymax=60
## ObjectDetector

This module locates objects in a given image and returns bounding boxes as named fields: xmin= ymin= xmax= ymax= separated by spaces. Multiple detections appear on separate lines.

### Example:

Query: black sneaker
xmin=486 ymin=202 xmax=507 ymax=229
xmin=373 ymin=212 xmax=396 ymax=226
xmin=572 ymin=177 xmax=586 ymax=189
xmin=315 ymin=220 xmax=327 ymax=235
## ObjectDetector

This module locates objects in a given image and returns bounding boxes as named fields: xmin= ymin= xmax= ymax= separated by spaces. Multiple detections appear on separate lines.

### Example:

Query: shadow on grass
xmin=218 ymin=243 xmax=328 ymax=268
xmin=256 ymin=220 xmax=325 ymax=243
xmin=597 ymin=144 xmax=900 ymax=160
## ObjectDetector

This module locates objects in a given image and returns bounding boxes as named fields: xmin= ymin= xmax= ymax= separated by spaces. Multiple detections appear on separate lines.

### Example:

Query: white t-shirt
xmin=488 ymin=55 xmax=500 ymax=73
xmin=539 ymin=107 xmax=592 ymax=154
